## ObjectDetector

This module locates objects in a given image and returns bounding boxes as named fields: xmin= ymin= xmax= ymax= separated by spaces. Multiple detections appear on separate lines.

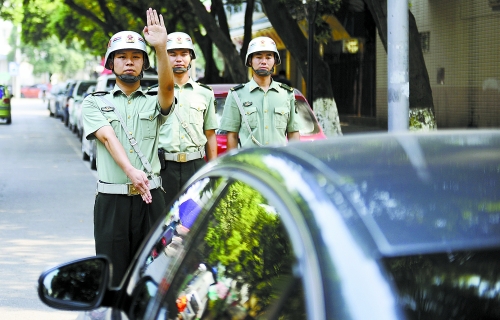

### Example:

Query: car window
xmin=76 ymin=82 xmax=96 ymax=96
xmin=158 ymin=181 xmax=304 ymax=319
xmin=215 ymin=97 xmax=226 ymax=134
xmin=383 ymin=249 xmax=500 ymax=319
xmin=296 ymin=100 xmax=321 ymax=135
xmin=127 ymin=179 xmax=306 ymax=319
xmin=126 ymin=177 xmax=222 ymax=318
xmin=105 ymin=79 xmax=116 ymax=91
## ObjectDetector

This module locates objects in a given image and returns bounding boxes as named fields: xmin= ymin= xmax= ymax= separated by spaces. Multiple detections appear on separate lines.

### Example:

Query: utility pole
xmin=304 ymin=0 xmax=318 ymax=108
xmin=387 ymin=0 xmax=409 ymax=131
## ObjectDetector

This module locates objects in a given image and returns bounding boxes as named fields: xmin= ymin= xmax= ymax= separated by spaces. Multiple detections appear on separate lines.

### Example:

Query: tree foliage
xmin=21 ymin=35 xmax=95 ymax=78
xmin=205 ymin=181 xmax=304 ymax=317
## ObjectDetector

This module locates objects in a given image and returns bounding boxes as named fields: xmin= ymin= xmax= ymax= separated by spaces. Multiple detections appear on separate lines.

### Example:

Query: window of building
xmin=420 ymin=31 xmax=430 ymax=53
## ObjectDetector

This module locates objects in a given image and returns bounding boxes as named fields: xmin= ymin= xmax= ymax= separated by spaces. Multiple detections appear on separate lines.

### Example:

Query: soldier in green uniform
xmin=82 ymin=8 xmax=175 ymax=286
xmin=219 ymin=36 xmax=300 ymax=150
xmin=158 ymin=32 xmax=217 ymax=207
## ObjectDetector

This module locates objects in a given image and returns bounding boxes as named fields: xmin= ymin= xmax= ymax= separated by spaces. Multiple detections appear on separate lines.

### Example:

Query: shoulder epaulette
xmin=91 ymin=91 xmax=109 ymax=96
xmin=197 ymin=82 xmax=213 ymax=91
xmin=230 ymin=84 xmax=245 ymax=91
xmin=278 ymin=83 xmax=294 ymax=92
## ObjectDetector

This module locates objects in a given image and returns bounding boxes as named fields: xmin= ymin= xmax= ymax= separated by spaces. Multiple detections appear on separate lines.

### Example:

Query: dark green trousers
xmin=160 ymin=158 xmax=206 ymax=208
xmin=93 ymin=188 xmax=166 ymax=287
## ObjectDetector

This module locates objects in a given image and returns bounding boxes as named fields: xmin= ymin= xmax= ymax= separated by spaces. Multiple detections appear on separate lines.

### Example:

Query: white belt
xmin=96 ymin=176 xmax=162 ymax=196
xmin=164 ymin=150 xmax=205 ymax=162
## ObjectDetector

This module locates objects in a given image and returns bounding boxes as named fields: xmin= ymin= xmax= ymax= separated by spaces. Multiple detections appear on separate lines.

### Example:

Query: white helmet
xmin=245 ymin=36 xmax=281 ymax=67
xmin=104 ymin=31 xmax=150 ymax=70
xmin=167 ymin=32 xmax=197 ymax=59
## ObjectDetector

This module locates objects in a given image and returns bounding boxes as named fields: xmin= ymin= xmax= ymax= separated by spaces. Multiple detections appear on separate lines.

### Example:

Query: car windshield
xmin=77 ymin=82 xmax=96 ymax=96
xmin=215 ymin=97 xmax=321 ymax=135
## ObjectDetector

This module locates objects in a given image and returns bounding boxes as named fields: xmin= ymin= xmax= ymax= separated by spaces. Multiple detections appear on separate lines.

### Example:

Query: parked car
xmin=68 ymin=80 xmax=97 ymax=135
xmin=95 ymin=71 xmax=159 ymax=92
xmin=20 ymin=84 xmax=48 ymax=98
xmin=47 ymin=84 xmax=66 ymax=118
xmin=0 ymin=85 xmax=12 ymax=124
xmin=146 ymin=83 xmax=327 ymax=155
xmin=38 ymin=130 xmax=500 ymax=319
xmin=81 ymin=128 xmax=97 ymax=170
xmin=76 ymin=85 xmax=96 ymax=138
xmin=58 ymin=81 xmax=77 ymax=126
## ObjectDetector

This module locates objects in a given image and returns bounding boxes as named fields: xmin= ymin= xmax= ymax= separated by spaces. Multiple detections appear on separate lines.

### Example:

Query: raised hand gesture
xmin=143 ymin=8 xmax=167 ymax=49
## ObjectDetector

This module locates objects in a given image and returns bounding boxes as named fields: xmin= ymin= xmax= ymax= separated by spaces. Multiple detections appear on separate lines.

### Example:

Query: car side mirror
xmin=38 ymin=256 xmax=110 ymax=311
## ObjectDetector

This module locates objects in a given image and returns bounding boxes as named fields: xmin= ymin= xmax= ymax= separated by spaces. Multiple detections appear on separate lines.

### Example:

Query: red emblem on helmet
xmin=126 ymin=34 xmax=135 ymax=43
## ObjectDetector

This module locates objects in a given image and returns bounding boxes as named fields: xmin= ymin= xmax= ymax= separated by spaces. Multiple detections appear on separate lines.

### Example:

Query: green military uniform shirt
xmin=82 ymin=85 xmax=171 ymax=184
xmin=159 ymin=78 xmax=217 ymax=153
xmin=219 ymin=78 xmax=300 ymax=148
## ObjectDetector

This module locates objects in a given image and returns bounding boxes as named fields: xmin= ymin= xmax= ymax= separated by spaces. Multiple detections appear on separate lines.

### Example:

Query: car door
xmin=125 ymin=176 xmax=312 ymax=320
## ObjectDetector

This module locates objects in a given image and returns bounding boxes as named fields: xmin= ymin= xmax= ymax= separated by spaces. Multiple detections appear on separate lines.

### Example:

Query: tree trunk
xmin=364 ymin=0 xmax=436 ymax=130
xmin=261 ymin=0 xmax=342 ymax=136
xmin=186 ymin=0 xmax=247 ymax=83
xmin=192 ymin=31 xmax=223 ymax=83
xmin=240 ymin=0 xmax=255 ymax=64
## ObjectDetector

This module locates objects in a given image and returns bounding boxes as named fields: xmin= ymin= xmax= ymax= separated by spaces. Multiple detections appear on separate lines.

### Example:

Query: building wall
xmin=376 ymin=0 xmax=500 ymax=128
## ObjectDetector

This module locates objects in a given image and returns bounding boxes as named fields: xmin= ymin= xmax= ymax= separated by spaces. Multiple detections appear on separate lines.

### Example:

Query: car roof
xmin=206 ymin=130 xmax=500 ymax=257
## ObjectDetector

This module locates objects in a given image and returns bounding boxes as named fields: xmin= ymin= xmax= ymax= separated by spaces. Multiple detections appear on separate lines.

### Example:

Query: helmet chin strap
xmin=115 ymin=71 xmax=144 ymax=83
xmin=253 ymin=67 xmax=274 ymax=76
xmin=173 ymin=64 xmax=191 ymax=74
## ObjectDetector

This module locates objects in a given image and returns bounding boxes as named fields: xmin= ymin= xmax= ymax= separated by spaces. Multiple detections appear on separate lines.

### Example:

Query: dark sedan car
xmin=38 ymin=130 xmax=500 ymax=320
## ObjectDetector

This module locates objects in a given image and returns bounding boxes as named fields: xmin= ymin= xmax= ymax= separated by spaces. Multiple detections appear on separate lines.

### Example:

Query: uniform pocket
xmin=139 ymin=111 xmax=158 ymax=140
xmin=189 ymin=103 xmax=207 ymax=125
xmin=243 ymin=106 xmax=258 ymax=128
xmin=274 ymin=106 xmax=289 ymax=129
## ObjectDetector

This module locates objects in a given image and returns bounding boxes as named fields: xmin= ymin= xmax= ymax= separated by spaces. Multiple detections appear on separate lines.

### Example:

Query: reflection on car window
xmin=128 ymin=177 xmax=221 ymax=319
xmin=159 ymin=181 xmax=305 ymax=320
xmin=384 ymin=250 xmax=500 ymax=319
xmin=296 ymin=100 xmax=320 ymax=135
xmin=215 ymin=98 xmax=226 ymax=135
